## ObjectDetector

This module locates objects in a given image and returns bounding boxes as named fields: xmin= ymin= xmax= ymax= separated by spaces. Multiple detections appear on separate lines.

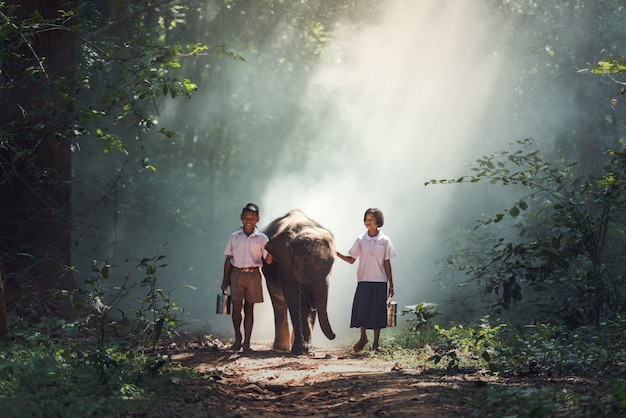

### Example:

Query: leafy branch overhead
xmin=425 ymin=138 xmax=578 ymax=228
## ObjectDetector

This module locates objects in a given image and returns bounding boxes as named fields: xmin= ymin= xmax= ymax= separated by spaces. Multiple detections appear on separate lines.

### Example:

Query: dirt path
xmin=162 ymin=340 xmax=494 ymax=417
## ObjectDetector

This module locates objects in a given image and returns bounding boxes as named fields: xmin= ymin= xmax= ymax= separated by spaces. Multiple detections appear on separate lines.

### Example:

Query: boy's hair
xmin=364 ymin=207 xmax=384 ymax=227
xmin=242 ymin=202 xmax=260 ymax=215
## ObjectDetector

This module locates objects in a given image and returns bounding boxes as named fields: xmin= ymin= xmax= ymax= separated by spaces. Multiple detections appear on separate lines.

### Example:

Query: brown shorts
xmin=230 ymin=269 xmax=264 ymax=304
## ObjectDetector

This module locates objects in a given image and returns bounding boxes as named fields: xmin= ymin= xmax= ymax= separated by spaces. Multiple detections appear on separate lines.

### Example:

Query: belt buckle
xmin=241 ymin=267 xmax=255 ymax=273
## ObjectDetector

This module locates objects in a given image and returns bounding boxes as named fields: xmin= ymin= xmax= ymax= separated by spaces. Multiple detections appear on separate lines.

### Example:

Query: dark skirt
xmin=350 ymin=281 xmax=387 ymax=329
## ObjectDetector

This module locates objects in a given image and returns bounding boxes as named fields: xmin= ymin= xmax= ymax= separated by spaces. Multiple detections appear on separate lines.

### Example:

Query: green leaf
xmin=592 ymin=55 xmax=626 ymax=74
xmin=182 ymin=79 xmax=197 ymax=93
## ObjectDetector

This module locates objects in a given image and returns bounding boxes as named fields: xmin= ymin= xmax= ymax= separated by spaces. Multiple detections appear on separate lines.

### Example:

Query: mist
xmin=257 ymin=1 xmax=512 ymax=345
xmin=71 ymin=0 xmax=575 ymax=347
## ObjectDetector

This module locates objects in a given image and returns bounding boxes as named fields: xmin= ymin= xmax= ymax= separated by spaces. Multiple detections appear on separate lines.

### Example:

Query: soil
xmin=142 ymin=338 xmax=601 ymax=418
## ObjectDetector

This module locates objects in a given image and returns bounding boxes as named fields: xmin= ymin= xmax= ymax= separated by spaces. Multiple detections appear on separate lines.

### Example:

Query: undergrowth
xmin=377 ymin=310 xmax=626 ymax=417
xmin=0 ymin=250 xmax=199 ymax=417
xmin=2 ymin=298 xmax=626 ymax=417
xmin=0 ymin=317 xmax=196 ymax=418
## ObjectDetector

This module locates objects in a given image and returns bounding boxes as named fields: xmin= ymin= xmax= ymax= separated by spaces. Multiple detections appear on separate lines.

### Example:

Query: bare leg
xmin=242 ymin=301 xmax=255 ymax=351
xmin=231 ymin=299 xmax=243 ymax=350
xmin=353 ymin=326 xmax=368 ymax=352
xmin=372 ymin=329 xmax=381 ymax=351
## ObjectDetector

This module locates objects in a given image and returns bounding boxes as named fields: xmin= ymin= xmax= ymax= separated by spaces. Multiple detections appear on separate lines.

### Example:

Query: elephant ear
xmin=266 ymin=230 xmax=294 ymax=264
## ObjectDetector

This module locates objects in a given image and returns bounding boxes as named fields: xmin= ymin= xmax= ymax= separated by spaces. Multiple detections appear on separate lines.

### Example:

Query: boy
xmin=221 ymin=203 xmax=273 ymax=352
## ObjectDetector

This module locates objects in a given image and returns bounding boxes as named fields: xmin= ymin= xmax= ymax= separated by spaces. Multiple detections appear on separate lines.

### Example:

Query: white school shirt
xmin=348 ymin=230 xmax=396 ymax=283
xmin=223 ymin=227 xmax=269 ymax=268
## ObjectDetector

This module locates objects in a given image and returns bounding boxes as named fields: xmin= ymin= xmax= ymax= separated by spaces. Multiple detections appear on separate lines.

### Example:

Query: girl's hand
xmin=388 ymin=286 xmax=394 ymax=298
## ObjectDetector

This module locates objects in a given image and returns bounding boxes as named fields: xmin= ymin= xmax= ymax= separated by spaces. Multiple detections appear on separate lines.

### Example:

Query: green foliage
xmin=74 ymin=27 xmax=209 ymax=155
xmin=80 ymin=245 xmax=194 ymax=350
xmin=134 ymin=244 xmax=195 ymax=350
xmin=384 ymin=316 xmax=626 ymax=416
xmin=400 ymin=302 xmax=441 ymax=346
xmin=1 ymin=2 xmax=211 ymax=157
xmin=82 ymin=258 xmax=134 ymax=344
xmin=468 ymin=317 xmax=626 ymax=416
xmin=1 ymin=1 xmax=238 ymax=290
xmin=0 ymin=246 xmax=199 ymax=417
xmin=428 ymin=317 xmax=507 ymax=372
xmin=429 ymin=139 xmax=626 ymax=326
xmin=0 ymin=320 xmax=196 ymax=418
xmin=591 ymin=54 xmax=626 ymax=75
xmin=473 ymin=386 xmax=580 ymax=418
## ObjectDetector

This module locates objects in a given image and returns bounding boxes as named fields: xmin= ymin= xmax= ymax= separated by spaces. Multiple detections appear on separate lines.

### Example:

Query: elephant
xmin=262 ymin=210 xmax=336 ymax=355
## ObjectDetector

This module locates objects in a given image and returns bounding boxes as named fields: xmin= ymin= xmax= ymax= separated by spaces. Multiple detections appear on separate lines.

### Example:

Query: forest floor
xmin=131 ymin=338 xmax=601 ymax=418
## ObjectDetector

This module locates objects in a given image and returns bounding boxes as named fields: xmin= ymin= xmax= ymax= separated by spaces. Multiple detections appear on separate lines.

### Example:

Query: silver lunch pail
xmin=386 ymin=301 xmax=397 ymax=327
xmin=216 ymin=293 xmax=231 ymax=315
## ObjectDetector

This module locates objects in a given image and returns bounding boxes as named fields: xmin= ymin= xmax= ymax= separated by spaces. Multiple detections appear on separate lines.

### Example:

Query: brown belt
xmin=234 ymin=266 xmax=259 ymax=273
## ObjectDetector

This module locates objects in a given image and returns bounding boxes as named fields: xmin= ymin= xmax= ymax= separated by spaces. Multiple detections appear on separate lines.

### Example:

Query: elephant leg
xmin=302 ymin=299 xmax=318 ymax=349
xmin=307 ymin=310 xmax=316 ymax=340
xmin=265 ymin=274 xmax=290 ymax=351
xmin=284 ymin=292 xmax=304 ymax=354
xmin=287 ymin=284 xmax=316 ymax=355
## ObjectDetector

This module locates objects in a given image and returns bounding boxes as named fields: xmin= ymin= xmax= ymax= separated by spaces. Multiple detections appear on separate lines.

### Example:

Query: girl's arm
xmin=336 ymin=251 xmax=356 ymax=264
xmin=384 ymin=259 xmax=394 ymax=298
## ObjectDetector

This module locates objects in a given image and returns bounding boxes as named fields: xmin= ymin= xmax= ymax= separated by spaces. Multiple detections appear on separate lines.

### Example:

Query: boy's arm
xmin=221 ymin=255 xmax=233 ymax=293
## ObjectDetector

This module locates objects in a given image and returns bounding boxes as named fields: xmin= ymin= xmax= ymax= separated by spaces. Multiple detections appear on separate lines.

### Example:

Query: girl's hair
xmin=364 ymin=208 xmax=384 ymax=227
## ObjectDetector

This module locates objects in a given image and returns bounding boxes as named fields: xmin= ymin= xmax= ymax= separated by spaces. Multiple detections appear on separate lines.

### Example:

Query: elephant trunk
xmin=313 ymin=279 xmax=335 ymax=340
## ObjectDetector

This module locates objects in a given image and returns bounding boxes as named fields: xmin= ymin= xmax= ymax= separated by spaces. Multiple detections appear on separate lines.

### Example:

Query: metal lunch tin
xmin=386 ymin=300 xmax=397 ymax=327
xmin=216 ymin=293 xmax=231 ymax=315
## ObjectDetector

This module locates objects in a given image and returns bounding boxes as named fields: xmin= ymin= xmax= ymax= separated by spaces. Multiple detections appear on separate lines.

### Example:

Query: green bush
xmin=0 ymin=319 xmax=194 ymax=418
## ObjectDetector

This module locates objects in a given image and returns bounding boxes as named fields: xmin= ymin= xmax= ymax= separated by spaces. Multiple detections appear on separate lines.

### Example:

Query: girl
xmin=336 ymin=208 xmax=396 ymax=352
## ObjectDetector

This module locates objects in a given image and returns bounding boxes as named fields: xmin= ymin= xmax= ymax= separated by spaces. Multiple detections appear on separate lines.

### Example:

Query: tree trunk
xmin=0 ymin=0 xmax=76 ymax=290
xmin=0 ymin=270 xmax=7 ymax=336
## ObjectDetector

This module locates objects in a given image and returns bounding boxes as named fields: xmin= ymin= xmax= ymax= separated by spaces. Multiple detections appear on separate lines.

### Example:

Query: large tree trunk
xmin=0 ymin=271 xmax=7 ymax=335
xmin=0 ymin=1 xmax=76 ymax=290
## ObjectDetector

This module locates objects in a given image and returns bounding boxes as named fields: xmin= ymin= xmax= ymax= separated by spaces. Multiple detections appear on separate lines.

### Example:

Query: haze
xmin=72 ymin=0 xmax=573 ymax=346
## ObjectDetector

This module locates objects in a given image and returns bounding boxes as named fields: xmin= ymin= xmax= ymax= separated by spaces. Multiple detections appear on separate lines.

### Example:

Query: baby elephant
xmin=262 ymin=210 xmax=336 ymax=355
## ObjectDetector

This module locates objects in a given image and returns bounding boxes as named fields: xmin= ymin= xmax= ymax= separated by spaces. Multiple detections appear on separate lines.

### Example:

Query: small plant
xmin=134 ymin=245 xmax=195 ymax=351
xmin=401 ymin=302 xmax=441 ymax=346
xmin=83 ymin=259 xmax=134 ymax=344
xmin=80 ymin=245 xmax=195 ymax=352
xmin=429 ymin=317 xmax=507 ymax=372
